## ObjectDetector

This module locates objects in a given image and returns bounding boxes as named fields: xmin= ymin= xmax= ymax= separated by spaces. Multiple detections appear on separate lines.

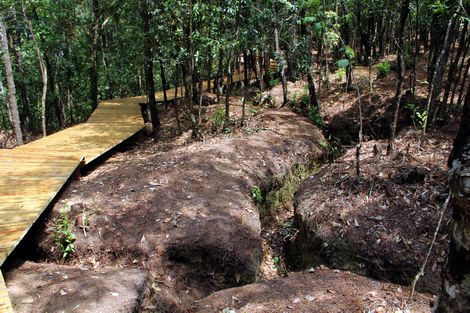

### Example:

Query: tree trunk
xmin=224 ymin=51 xmax=233 ymax=129
xmin=241 ymin=50 xmax=249 ymax=127
xmin=90 ymin=0 xmax=101 ymax=112
xmin=7 ymin=24 xmax=31 ymax=132
xmin=0 ymin=15 xmax=23 ymax=145
xmin=423 ymin=5 xmax=461 ymax=134
xmin=436 ymin=82 xmax=470 ymax=312
xmin=207 ymin=53 xmax=212 ymax=93
xmin=272 ymin=2 xmax=288 ymax=106
xmin=456 ymin=58 xmax=470 ymax=106
xmin=159 ymin=59 xmax=169 ymax=109
xmin=450 ymin=40 xmax=469 ymax=106
xmin=22 ymin=3 xmax=47 ymax=137
xmin=387 ymin=0 xmax=410 ymax=154
xmin=216 ymin=48 xmax=224 ymax=102
xmin=45 ymin=54 xmax=65 ymax=128
xmin=173 ymin=67 xmax=182 ymax=135
xmin=140 ymin=0 xmax=160 ymax=138
xmin=443 ymin=20 xmax=468 ymax=108
xmin=409 ymin=0 xmax=420 ymax=95
xmin=64 ymin=43 xmax=75 ymax=124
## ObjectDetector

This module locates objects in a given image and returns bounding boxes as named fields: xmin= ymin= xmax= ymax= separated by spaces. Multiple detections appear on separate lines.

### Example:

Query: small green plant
xmin=404 ymin=103 xmax=427 ymax=129
xmin=213 ymin=106 xmax=225 ymax=129
xmin=336 ymin=67 xmax=346 ymax=82
xmin=308 ymin=105 xmax=324 ymax=127
xmin=377 ymin=61 xmax=391 ymax=78
xmin=50 ymin=207 xmax=76 ymax=259
xmin=251 ymin=186 xmax=263 ymax=204
xmin=269 ymin=78 xmax=280 ymax=88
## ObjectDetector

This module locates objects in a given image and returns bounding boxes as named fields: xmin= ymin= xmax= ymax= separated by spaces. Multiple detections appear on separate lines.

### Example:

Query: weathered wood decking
xmin=0 ymin=71 xmax=258 ymax=312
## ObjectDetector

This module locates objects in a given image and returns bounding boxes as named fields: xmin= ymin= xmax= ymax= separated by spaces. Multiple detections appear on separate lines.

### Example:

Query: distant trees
xmin=0 ymin=14 xmax=22 ymax=145
xmin=0 ymin=0 xmax=468 ymax=146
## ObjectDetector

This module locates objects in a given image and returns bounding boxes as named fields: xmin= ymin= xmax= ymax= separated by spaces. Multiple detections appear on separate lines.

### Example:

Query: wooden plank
xmin=0 ymin=271 xmax=13 ymax=313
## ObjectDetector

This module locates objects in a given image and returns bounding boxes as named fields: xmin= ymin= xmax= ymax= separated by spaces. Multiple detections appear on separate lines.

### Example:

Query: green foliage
xmin=377 ymin=61 xmax=391 ymax=78
xmin=336 ymin=68 xmax=346 ymax=82
xmin=336 ymin=59 xmax=350 ymax=69
xmin=50 ymin=207 xmax=76 ymax=259
xmin=404 ymin=103 xmax=427 ymax=129
xmin=308 ymin=105 xmax=323 ymax=127
xmin=269 ymin=78 xmax=280 ymax=88
xmin=263 ymin=163 xmax=317 ymax=218
xmin=212 ymin=106 xmax=225 ymax=130
xmin=251 ymin=186 xmax=263 ymax=205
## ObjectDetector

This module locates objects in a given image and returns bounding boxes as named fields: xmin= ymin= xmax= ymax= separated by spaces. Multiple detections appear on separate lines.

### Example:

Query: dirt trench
xmin=4 ymin=109 xmax=326 ymax=312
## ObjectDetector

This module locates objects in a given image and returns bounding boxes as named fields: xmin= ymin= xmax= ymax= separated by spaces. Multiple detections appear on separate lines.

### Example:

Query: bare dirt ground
xmin=3 ymin=53 xmax=451 ymax=312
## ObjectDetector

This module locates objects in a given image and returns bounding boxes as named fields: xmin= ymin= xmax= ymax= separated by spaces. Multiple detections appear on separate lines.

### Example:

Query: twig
xmin=409 ymin=193 xmax=451 ymax=299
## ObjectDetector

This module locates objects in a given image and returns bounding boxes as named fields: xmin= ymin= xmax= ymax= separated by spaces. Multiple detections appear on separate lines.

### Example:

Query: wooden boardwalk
xmin=0 ymin=70 xmax=261 ymax=312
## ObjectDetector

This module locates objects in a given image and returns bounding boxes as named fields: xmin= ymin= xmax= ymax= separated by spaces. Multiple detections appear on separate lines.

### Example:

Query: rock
xmin=5 ymin=262 xmax=149 ymax=313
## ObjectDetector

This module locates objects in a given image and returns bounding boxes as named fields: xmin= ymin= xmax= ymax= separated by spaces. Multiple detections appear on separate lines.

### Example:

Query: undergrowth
xmin=50 ymin=206 xmax=76 ymax=259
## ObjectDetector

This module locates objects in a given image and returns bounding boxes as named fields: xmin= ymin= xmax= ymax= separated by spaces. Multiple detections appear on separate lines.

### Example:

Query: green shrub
xmin=213 ymin=106 xmax=225 ymax=129
xmin=336 ymin=68 xmax=346 ymax=82
xmin=308 ymin=105 xmax=323 ymax=127
xmin=251 ymin=186 xmax=263 ymax=204
xmin=50 ymin=208 xmax=76 ymax=259
xmin=377 ymin=61 xmax=391 ymax=78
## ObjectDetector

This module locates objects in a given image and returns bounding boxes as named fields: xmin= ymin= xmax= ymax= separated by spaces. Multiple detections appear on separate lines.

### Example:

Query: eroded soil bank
xmin=6 ymin=109 xmax=326 ymax=311
xmin=287 ymin=127 xmax=454 ymax=295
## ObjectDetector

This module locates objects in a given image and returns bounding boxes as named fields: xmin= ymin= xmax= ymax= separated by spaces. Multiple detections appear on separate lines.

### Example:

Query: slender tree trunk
xmin=423 ymin=4 xmax=461 ymax=134
xmin=241 ymin=50 xmax=249 ymax=127
xmin=388 ymin=0 xmax=410 ymax=154
xmin=173 ymin=67 xmax=182 ymax=135
xmin=442 ymin=20 xmax=468 ymax=109
xmin=140 ymin=0 xmax=160 ymax=138
xmin=207 ymin=53 xmax=212 ymax=93
xmin=159 ymin=59 xmax=169 ymax=109
xmin=436 ymin=81 xmax=470 ymax=312
xmin=45 ymin=54 xmax=64 ymax=128
xmin=456 ymin=58 xmax=470 ymax=106
xmin=216 ymin=48 xmax=224 ymax=102
xmin=410 ymin=0 xmax=419 ymax=95
xmin=64 ymin=43 xmax=75 ymax=124
xmin=263 ymin=49 xmax=272 ymax=87
xmin=22 ymin=3 xmax=47 ymax=137
xmin=253 ymin=49 xmax=264 ymax=93
xmin=7 ymin=25 xmax=31 ymax=131
xmin=451 ymin=41 xmax=469 ymax=106
xmin=224 ymin=51 xmax=233 ymax=129
xmin=0 ymin=15 xmax=23 ymax=145
xmin=272 ymin=2 xmax=288 ymax=106
xmin=90 ymin=0 xmax=101 ymax=112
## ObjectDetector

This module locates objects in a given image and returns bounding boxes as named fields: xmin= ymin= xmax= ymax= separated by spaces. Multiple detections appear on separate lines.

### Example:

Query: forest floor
xmin=3 ymin=54 xmax=456 ymax=312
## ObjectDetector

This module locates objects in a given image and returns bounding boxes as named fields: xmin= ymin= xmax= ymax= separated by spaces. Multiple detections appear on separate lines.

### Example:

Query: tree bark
xmin=387 ymin=0 xmax=410 ymax=154
xmin=0 ymin=15 xmax=23 ymax=145
xmin=140 ymin=0 xmax=160 ymax=138
xmin=7 ymin=21 xmax=31 ymax=132
xmin=224 ymin=50 xmax=233 ymax=129
xmin=90 ymin=0 xmax=101 ymax=112
xmin=159 ymin=59 xmax=169 ymax=109
xmin=443 ymin=20 xmax=468 ymax=108
xmin=436 ymin=82 xmax=470 ymax=312
xmin=423 ymin=4 xmax=461 ymax=134
xmin=22 ymin=2 xmax=47 ymax=137
xmin=272 ymin=2 xmax=288 ymax=106
xmin=45 ymin=54 xmax=65 ymax=128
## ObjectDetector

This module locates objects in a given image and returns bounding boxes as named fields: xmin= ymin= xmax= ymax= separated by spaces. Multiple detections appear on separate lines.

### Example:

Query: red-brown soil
xmin=3 ymin=52 xmax=451 ymax=312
